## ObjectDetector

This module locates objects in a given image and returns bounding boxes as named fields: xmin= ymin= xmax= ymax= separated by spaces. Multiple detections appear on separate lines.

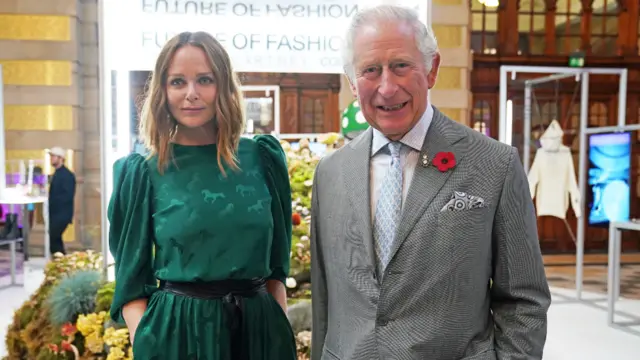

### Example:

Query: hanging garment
xmin=527 ymin=120 xmax=581 ymax=220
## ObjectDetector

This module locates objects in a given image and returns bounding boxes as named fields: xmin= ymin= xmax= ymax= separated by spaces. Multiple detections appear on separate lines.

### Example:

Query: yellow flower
xmin=106 ymin=346 xmax=126 ymax=360
xmin=76 ymin=312 xmax=106 ymax=337
xmin=85 ymin=331 xmax=104 ymax=354
xmin=104 ymin=327 xmax=130 ymax=348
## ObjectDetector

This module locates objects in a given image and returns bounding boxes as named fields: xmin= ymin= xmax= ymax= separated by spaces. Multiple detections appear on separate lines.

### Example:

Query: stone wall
xmin=431 ymin=0 xmax=472 ymax=125
xmin=0 ymin=0 xmax=102 ymax=254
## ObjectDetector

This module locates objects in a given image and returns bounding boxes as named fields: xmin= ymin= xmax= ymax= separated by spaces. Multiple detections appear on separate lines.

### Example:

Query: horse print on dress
xmin=201 ymin=190 xmax=225 ymax=203
xmin=244 ymin=168 xmax=261 ymax=178
xmin=169 ymin=199 xmax=184 ymax=207
xmin=156 ymin=183 xmax=171 ymax=198
xmin=248 ymin=199 xmax=268 ymax=213
xmin=219 ymin=203 xmax=235 ymax=217
xmin=168 ymin=236 xmax=198 ymax=265
xmin=169 ymin=237 xmax=185 ymax=254
xmin=185 ymin=173 xmax=202 ymax=192
xmin=185 ymin=209 xmax=201 ymax=226
xmin=154 ymin=217 xmax=168 ymax=234
xmin=236 ymin=185 xmax=256 ymax=197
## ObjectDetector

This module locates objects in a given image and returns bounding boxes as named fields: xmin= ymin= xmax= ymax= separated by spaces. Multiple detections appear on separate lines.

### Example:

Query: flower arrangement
xmin=282 ymin=134 xmax=341 ymax=357
xmin=44 ymin=310 xmax=133 ymax=360
xmin=281 ymin=138 xmax=320 ymax=299
xmin=46 ymin=322 xmax=81 ymax=359
xmin=295 ymin=330 xmax=312 ymax=359
xmin=77 ymin=311 xmax=132 ymax=359
xmin=3 ymin=251 xmax=103 ymax=360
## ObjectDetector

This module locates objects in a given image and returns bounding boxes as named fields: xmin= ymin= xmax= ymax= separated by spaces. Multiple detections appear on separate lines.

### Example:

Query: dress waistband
xmin=159 ymin=278 xmax=268 ymax=360
xmin=158 ymin=278 xmax=267 ymax=300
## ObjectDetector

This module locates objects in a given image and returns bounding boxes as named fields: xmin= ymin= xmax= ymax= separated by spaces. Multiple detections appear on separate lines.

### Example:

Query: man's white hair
xmin=342 ymin=4 xmax=438 ymax=82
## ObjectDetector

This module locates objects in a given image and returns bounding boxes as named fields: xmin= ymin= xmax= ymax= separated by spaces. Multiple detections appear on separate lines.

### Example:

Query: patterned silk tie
xmin=374 ymin=141 xmax=403 ymax=273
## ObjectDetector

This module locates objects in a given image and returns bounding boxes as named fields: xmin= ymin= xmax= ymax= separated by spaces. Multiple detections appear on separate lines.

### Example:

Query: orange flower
xmin=61 ymin=322 xmax=77 ymax=337
xmin=292 ymin=213 xmax=301 ymax=226
xmin=61 ymin=340 xmax=73 ymax=352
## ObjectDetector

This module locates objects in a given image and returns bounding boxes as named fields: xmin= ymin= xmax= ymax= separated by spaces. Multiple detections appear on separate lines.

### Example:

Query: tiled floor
xmin=0 ymin=248 xmax=25 ymax=278
xmin=1 ymin=257 xmax=639 ymax=359
xmin=544 ymin=254 xmax=640 ymax=300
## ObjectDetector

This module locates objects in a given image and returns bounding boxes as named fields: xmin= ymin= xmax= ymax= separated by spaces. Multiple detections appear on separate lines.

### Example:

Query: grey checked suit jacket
xmin=310 ymin=108 xmax=551 ymax=360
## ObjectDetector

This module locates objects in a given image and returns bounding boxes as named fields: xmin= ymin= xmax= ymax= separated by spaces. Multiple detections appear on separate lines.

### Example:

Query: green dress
xmin=108 ymin=135 xmax=297 ymax=359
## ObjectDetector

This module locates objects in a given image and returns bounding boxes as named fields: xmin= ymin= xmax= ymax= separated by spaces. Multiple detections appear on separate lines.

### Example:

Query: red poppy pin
xmin=431 ymin=152 xmax=456 ymax=172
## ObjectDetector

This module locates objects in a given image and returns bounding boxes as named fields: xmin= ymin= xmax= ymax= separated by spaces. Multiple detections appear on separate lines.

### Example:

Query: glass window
xmin=471 ymin=0 xmax=499 ymax=55
xmin=590 ymin=0 xmax=619 ymax=56
xmin=518 ymin=0 xmax=546 ymax=55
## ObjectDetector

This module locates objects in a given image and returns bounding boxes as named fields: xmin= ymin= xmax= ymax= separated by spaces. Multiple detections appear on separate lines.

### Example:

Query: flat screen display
xmin=587 ymin=132 xmax=631 ymax=226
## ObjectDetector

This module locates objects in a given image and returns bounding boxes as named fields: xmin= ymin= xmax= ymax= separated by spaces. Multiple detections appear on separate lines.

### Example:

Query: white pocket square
xmin=440 ymin=191 xmax=487 ymax=212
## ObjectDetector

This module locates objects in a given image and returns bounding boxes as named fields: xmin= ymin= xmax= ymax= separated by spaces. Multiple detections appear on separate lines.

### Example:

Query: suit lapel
xmin=342 ymin=128 xmax=376 ymax=266
xmin=388 ymin=108 xmax=469 ymax=263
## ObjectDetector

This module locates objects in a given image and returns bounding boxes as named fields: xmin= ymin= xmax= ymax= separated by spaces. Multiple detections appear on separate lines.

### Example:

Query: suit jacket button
xmin=376 ymin=318 xmax=388 ymax=326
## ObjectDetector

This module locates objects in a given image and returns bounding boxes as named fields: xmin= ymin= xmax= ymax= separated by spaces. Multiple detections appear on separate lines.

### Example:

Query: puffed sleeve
xmin=254 ymin=135 xmax=292 ymax=285
xmin=108 ymin=153 xmax=158 ymax=324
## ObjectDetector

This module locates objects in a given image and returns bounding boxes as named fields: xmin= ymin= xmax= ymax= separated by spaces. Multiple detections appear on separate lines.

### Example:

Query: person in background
xmin=47 ymin=146 xmax=76 ymax=255
xmin=108 ymin=31 xmax=296 ymax=359
xmin=310 ymin=5 xmax=550 ymax=360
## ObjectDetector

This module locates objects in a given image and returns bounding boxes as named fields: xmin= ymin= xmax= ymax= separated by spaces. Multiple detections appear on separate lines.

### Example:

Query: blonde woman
xmin=108 ymin=31 xmax=297 ymax=359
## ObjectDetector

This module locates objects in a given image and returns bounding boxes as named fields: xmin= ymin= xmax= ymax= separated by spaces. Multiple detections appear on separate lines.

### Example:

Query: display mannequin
xmin=528 ymin=120 xmax=581 ymax=220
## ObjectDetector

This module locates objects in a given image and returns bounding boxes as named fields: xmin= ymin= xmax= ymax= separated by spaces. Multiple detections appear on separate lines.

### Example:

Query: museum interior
xmin=1 ymin=0 xmax=640 ymax=359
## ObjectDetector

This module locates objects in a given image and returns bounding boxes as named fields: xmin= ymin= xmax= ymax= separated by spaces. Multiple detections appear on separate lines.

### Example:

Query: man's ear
xmin=345 ymin=74 xmax=357 ymax=97
xmin=427 ymin=52 xmax=441 ymax=90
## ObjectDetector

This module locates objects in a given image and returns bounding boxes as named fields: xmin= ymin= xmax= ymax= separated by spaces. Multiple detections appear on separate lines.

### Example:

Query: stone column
xmin=430 ymin=0 xmax=472 ymax=126
xmin=77 ymin=0 xmax=103 ymax=253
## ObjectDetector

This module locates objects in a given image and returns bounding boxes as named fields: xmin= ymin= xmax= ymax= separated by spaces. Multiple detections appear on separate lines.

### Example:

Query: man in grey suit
xmin=310 ymin=5 xmax=551 ymax=360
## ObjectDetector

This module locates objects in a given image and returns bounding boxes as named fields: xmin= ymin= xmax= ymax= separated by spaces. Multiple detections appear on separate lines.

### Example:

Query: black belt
xmin=159 ymin=278 xmax=267 ymax=360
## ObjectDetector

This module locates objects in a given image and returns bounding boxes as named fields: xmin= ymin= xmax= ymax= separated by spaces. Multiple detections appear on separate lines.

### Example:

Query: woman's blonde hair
xmin=139 ymin=31 xmax=245 ymax=175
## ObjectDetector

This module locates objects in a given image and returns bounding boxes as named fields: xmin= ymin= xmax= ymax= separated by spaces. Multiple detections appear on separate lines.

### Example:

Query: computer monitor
xmin=587 ymin=132 xmax=631 ymax=226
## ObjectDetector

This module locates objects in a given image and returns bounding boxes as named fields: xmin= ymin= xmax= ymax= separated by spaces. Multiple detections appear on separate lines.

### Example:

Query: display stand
xmin=499 ymin=65 xmax=639 ymax=300
xmin=0 ymin=237 xmax=21 ymax=290
xmin=606 ymin=221 xmax=640 ymax=326
xmin=0 ymin=192 xmax=49 ymax=290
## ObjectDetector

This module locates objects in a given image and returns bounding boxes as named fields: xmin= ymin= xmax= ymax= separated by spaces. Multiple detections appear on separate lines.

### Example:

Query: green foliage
xmin=48 ymin=270 xmax=103 ymax=326
xmin=95 ymin=281 xmax=116 ymax=313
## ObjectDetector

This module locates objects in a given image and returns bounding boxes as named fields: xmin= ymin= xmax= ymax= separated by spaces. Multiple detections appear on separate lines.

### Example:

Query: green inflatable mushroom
xmin=341 ymin=99 xmax=370 ymax=140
